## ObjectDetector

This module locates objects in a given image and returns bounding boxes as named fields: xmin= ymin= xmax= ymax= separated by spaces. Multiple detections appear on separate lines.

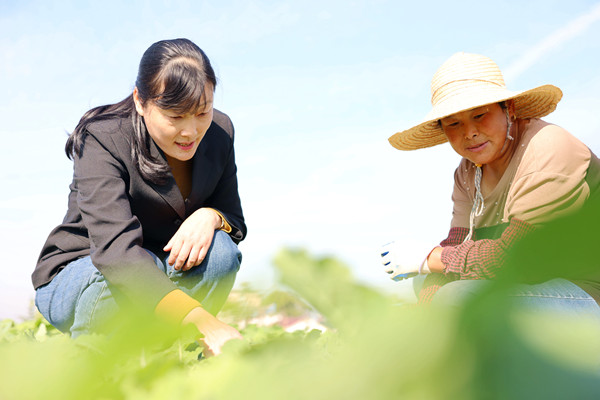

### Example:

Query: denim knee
xmin=205 ymin=231 xmax=242 ymax=278
xmin=71 ymin=276 xmax=118 ymax=337
xmin=164 ymin=231 xmax=241 ymax=279
xmin=35 ymin=256 xmax=102 ymax=333
xmin=165 ymin=231 xmax=241 ymax=299
xmin=431 ymin=279 xmax=492 ymax=308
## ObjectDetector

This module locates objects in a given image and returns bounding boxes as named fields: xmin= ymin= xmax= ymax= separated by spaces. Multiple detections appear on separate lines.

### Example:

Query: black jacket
xmin=32 ymin=110 xmax=246 ymax=308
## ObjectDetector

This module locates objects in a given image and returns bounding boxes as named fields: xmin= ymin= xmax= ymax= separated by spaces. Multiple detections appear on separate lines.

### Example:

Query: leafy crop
xmin=2 ymin=198 xmax=600 ymax=399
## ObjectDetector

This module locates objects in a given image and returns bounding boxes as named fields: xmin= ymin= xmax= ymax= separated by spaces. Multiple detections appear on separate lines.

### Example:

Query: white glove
xmin=380 ymin=241 xmax=433 ymax=282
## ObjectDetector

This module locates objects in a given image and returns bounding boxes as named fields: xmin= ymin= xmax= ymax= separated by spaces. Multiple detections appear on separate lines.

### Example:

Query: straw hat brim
xmin=388 ymin=84 xmax=562 ymax=151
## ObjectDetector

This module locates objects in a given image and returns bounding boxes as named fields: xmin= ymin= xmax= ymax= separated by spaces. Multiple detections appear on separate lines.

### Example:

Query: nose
xmin=463 ymin=121 xmax=478 ymax=139
xmin=180 ymin=117 xmax=198 ymax=137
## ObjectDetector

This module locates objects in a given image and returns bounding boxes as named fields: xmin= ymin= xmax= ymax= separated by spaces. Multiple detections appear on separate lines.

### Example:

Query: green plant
xmin=3 ymin=209 xmax=600 ymax=400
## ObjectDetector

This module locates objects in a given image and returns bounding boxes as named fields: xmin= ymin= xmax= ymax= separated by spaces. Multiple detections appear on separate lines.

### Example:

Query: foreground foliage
xmin=2 ymin=198 xmax=600 ymax=399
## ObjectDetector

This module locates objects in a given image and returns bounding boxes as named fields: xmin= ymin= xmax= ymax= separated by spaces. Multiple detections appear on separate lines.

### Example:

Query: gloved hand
xmin=380 ymin=241 xmax=433 ymax=281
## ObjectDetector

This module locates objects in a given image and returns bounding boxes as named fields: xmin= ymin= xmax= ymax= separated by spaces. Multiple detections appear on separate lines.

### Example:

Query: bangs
xmin=152 ymin=58 xmax=213 ymax=114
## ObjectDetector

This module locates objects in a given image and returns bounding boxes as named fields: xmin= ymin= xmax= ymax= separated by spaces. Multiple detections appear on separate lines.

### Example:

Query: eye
xmin=195 ymin=106 xmax=213 ymax=117
xmin=473 ymin=109 xmax=488 ymax=120
xmin=442 ymin=120 xmax=459 ymax=129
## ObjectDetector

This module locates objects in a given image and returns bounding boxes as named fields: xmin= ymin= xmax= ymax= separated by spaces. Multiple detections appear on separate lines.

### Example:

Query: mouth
xmin=175 ymin=141 xmax=195 ymax=150
xmin=467 ymin=141 xmax=488 ymax=152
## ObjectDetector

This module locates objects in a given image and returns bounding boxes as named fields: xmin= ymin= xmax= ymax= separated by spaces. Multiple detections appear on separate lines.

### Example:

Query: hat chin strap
xmin=464 ymin=164 xmax=484 ymax=242
xmin=464 ymin=109 xmax=515 ymax=243
xmin=500 ymin=108 xmax=515 ymax=152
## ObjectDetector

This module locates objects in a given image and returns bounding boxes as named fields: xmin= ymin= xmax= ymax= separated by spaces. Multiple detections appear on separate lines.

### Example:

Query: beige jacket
xmin=450 ymin=119 xmax=597 ymax=230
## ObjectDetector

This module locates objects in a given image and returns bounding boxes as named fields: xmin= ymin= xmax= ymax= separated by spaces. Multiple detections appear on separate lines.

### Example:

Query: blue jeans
xmin=35 ymin=231 xmax=241 ymax=337
xmin=429 ymin=278 xmax=600 ymax=318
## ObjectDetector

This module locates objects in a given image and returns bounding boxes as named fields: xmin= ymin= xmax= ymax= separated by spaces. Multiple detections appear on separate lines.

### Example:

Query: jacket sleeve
xmin=204 ymin=115 xmax=246 ymax=243
xmin=205 ymin=145 xmax=246 ymax=243
xmin=506 ymin=124 xmax=591 ymax=226
xmin=74 ymin=131 xmax=178 ymax=309
xmin=440 ymin=218 xmax=535 ymax=280
xmin=416 ymin=228 xmax=467 ymax=304
xmin=439 ymin=124 xmax=590 ymax=281
xmin=417 ymin=220 xmax=535 ymax=303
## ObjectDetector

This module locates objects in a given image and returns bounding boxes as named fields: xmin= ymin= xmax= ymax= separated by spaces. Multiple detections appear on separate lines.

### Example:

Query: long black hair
xmin=65 ymin=38 xmax=217 ymax=184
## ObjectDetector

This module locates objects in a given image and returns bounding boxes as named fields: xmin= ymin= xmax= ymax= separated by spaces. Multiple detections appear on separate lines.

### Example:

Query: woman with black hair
xmin=32 ymin=38 xmax=246 ymax=356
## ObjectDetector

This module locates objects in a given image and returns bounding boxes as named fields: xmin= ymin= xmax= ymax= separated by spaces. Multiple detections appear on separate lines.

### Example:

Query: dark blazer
xmin=32 ymin=110 xmax=246 ymax=308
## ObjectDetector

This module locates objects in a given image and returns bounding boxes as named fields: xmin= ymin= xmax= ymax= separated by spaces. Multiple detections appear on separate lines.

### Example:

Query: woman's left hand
xmin=164 ymin=208 xmax=222 ymax=271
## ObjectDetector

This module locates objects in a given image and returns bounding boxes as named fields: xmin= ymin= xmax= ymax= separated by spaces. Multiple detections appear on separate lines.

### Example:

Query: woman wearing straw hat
xmin=381 ymin=52 xmax=600 ymax=311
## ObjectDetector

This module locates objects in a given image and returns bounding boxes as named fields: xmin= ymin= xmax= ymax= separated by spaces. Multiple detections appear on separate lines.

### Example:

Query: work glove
xmin=380 ymin=241 xmax=433 ymax=281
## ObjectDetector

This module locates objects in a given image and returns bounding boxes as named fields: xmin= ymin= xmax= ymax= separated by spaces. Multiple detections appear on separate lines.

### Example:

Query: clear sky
xmin=1 ymin=0 xmax=600 ymax=320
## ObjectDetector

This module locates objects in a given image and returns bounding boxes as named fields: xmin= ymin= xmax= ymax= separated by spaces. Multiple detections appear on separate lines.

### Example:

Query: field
xmin=3 ymin=198 xmax=600 ymax=400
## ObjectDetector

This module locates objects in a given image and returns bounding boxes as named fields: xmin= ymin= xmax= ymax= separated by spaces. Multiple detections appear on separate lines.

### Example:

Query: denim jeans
xmin=429 ymin=278 xmax=600 ymax=319
xmin=35 ymin=231 xmax=242 ymax=337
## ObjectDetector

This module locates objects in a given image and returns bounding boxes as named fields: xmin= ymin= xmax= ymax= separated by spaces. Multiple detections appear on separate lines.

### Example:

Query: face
xmin=440 ymin=102 xmax=514 ymax=168
xmin=133 ymin=85 xmax=214 ymax=163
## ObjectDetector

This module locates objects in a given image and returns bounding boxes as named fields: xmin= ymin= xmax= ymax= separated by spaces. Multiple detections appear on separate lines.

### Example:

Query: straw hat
xmin=388 ymin=52 xmax=563 ymax=151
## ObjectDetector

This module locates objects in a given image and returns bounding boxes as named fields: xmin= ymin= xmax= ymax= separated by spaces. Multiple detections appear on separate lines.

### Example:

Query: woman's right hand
xmin=182 ymin=306 xmax=242 ymax=357
xmin=164 ymin=208 xmax=222 ymax=271
xmin=380 ymin=241 xmax=435 ymax=281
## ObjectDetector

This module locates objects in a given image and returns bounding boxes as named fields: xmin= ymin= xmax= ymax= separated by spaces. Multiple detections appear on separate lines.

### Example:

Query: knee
xmin=430 ymin=281 xmax=461 ymax=307
xmin=205 ymin=231 xmax=242 ymax=278
xmin=431 ymin=279 xmax=491 ymax=308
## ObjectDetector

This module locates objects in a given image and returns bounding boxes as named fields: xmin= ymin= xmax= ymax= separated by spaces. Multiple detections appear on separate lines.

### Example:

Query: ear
xmin=505 ymin=99 xmax=516 ymax=120
xmin=133 ymin=87 xmax=145 ymax=116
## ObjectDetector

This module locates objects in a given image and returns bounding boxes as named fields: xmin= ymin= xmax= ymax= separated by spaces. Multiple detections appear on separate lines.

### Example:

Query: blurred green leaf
xmin=2 ymin=236 xmax=600 ymax=399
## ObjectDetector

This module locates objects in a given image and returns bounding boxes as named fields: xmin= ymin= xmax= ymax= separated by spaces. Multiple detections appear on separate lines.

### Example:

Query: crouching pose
xmin=32 ymin=38 xmax=246 ymax=356
xmin=382 ymin=52 xmax=600 ymax=314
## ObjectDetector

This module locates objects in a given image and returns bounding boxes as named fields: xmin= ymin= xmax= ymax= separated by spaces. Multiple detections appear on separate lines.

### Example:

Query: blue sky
xmin=2 ymin=0 xmax=600 ymax=320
